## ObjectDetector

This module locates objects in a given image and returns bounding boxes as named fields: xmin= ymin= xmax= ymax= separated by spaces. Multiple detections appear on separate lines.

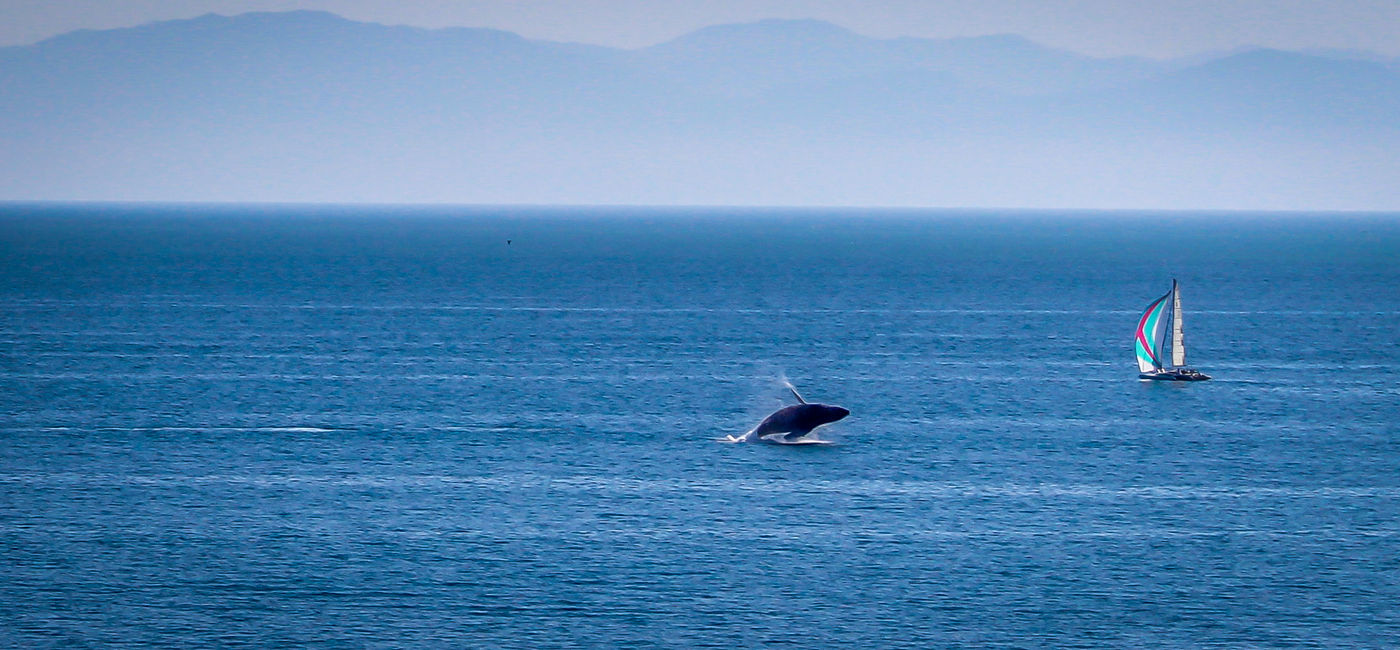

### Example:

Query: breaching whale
xmin=727 ymin=385 xmax=849 ymax=444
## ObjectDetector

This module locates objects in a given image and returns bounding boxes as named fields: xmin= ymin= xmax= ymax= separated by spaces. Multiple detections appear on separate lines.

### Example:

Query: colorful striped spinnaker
xmin=1135 ymin=289 xmax=1171 ymax=374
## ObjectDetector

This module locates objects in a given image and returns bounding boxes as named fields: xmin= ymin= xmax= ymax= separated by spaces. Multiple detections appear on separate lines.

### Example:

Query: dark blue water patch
xmin=2 ymin=203 xmax=1399 ymax=647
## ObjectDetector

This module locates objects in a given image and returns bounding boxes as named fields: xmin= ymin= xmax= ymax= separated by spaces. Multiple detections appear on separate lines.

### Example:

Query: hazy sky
xmin=3 ymin=0 xmax=1399 ymax=58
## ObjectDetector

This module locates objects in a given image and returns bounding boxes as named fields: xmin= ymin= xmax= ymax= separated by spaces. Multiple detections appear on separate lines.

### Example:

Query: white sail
xmin=1171 ymin=280 xmax=1186 ymax=368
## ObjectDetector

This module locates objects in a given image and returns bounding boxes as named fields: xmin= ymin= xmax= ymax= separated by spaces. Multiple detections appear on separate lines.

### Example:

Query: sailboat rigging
xmin=1135 ymin=279 xmax=1211 ymax=381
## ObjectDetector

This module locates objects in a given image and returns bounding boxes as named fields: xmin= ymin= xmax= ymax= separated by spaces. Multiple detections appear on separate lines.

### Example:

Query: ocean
xmin=2 ymin=204 xmax=1398 ymax=647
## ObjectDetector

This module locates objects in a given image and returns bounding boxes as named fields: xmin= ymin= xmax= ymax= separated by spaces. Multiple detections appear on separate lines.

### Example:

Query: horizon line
xmin=3 ymin=199 xmax=1397 ymax=218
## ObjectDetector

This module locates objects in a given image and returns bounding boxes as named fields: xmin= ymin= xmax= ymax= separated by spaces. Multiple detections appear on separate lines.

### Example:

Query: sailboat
xmin=1134 ymin=279 xmax=1211 ymax=381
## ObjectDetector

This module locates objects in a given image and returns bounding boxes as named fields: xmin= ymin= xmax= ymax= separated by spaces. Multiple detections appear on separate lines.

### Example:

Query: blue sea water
xmin=2 ymin=203 xmax=1398 ymax=647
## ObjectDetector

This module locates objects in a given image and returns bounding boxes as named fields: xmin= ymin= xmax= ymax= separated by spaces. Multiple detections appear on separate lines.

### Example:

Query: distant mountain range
xmin=2 ymin=10 xmax=1397 ymax=209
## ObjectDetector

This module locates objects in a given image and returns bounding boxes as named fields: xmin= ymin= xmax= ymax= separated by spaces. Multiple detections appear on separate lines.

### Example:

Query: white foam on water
xmin=713 ymin=431 xmax=836 ymax=445
xmin=764 ymin=437 xmax=836 ymax=446
xmin=21 ymin=426 xmax=345 ymax=434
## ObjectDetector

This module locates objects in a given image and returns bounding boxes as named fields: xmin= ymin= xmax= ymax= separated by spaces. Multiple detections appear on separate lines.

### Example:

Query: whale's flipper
xmin=781 ymin=428 xmax=814 ymax=441
xmin=788 ymin=385 xmax=807 ymax=404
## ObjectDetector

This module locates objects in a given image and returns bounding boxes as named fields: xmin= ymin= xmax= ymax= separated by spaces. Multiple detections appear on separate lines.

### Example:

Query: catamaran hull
xmin=1139 ymin=370 xmax=1211 ymax=381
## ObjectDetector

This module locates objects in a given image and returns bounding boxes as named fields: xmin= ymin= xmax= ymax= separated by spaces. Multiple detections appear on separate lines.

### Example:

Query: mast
xmin=1170 ymin=279 xmax=1186 ymax=368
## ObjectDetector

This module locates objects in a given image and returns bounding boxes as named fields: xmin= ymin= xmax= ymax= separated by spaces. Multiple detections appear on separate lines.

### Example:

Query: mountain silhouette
xmin=2 ymin=10 xmax=1396 ymax=208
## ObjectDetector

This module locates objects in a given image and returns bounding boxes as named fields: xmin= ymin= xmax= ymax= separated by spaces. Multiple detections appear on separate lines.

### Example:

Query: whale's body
xmin=750 ymin=403 xmax=850 ymax=441
xmin=734 ymin=402 xmax=849 ymax=443
xmin=724 ymin=384 xmax=849 ymax=444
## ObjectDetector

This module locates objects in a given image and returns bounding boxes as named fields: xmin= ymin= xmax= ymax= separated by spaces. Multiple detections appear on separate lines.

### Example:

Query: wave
xmin=18 ymin=425 xmax=342 ymax=433
xmin=3 ymin=471 xmax=1397 ymax=503
xmin=13 ymin=298 xmax=1399 ymax=317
